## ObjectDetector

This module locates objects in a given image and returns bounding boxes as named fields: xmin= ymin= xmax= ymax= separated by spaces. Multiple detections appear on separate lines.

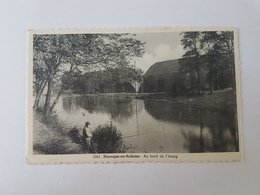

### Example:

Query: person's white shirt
xmin=86 ymin=126 xmax=92 ymax=138
xmin=83 ymin=125 xmax=92 ymax=139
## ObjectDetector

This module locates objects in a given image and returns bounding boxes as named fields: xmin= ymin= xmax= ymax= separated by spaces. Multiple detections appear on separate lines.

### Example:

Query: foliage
xmin=61 ymin=66 xmax=143 ymax=94
xmin=33 ymin=112 xmax=83 ymax=154
xmin=180 ymin=32 xmax=203 ymax=93
xmin=89 ymin=123 xmax=129 ymax=153
xmin=68 ymin=127 xmax=82 ymax=145
xmin=33 ymin=33 xmax=145 ymax=116
xmin=180 ymin=31 xmax=235 ymax=93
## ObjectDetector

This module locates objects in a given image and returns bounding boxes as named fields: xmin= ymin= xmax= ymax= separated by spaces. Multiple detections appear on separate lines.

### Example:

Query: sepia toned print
xmin=27 ymin=27 xmax=242 ymax=164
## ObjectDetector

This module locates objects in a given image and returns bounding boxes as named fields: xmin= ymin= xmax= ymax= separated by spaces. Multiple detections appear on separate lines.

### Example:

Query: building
xmin=142 ymin=55 xmax=234 ymax=94
xmin=142 ymin=59 xmax=190 ymax=93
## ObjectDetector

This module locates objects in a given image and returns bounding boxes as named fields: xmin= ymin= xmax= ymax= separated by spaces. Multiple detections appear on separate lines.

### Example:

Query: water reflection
xmin=144 ymin=100 xmax=239 ymax=152
xmin=62 ymin=95 xmax=142 ymax=124
xmin=59 ymin=95 xmax=239 ymax=153
xmin=180 ymin=111 xmax=239 ymax=152
xmin=62 ymin=96 xmax=96 ymax=114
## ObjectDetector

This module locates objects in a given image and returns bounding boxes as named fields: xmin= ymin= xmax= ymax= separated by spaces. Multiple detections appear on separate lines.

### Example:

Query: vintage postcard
xmin=27 ymin=27 xmax=242 ymax=164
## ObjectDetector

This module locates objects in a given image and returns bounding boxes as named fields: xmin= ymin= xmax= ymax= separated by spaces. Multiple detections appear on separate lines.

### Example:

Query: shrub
xmin=68 ymin=126 xmax=81 ymax=145
xmin=90 ymin=123 xmax=129 ymax=153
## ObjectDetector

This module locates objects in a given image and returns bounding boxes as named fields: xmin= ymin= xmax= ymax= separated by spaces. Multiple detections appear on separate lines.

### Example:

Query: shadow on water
xmin=181 ymin=110 xmax=239 ymax=153
xmin=62 ymin=95 xmax=96 ymax=114
xmin=62 ymin=95 xmax=142 ymax=123
xmin=144 ymin=100 xmax=239 ymax=152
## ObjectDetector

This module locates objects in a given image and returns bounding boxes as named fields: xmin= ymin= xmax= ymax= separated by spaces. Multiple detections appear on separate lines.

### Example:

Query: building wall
xmin=142 ymin=60 xmax=233 ymax=94
xmin=142 ymin=70 xmax=213 ymax=94
xmin=143 ymin=72 xmax=188 ymax=93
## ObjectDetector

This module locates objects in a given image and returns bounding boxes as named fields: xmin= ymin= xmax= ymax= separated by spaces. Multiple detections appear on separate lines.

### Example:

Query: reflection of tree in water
xmin=144 ymin=100 xmax=201 ymax=125
xmin=62 ymin=95 xmax=142 ymax=123
xmin=62 ymin=97 xmax=76 ymax=113
xmin=62 ymin=95 xmax=96 ymax=114
xmin=94 ymin=96 xmax=141 ymax=124
xmin=144 ymin=100 xmax=239 ymax=152
xmin=181 ymin=109 xmax=239 ymax=153
xmin=145 ymin=100 xmax=236 ymax=127
xmin=76 ymin=96 xmax=96 ymax=113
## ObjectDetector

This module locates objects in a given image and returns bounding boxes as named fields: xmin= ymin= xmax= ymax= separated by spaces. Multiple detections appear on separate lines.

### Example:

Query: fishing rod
xmin=122 ymin=131 xmax=157 ymax=138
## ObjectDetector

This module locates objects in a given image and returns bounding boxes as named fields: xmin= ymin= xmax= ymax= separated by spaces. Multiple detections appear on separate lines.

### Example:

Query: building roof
xmin=144 ymin=59 xmax=180 ymax=77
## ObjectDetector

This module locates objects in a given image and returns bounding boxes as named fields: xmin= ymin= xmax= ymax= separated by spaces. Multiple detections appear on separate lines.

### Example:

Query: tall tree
xmin=180 ymin=32 xmax=203 ymax=94
xmin=62 ymin=66 xmax=143 ymax=94
xmin=33 ymin=50 xmax=48 ymax=109
xmin=219 ymin=31 xmax=235 ymax=93
xmin=33 ymin=33 xmax=145 ymax=116
xmin=200 ymin=31 xmax=235 ymax=93
xmin=200 ymin=31 xmax=223 ymax=93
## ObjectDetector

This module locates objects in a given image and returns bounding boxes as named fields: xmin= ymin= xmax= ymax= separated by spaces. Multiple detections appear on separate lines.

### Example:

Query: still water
xmin=55 ymin=95 xmax=239 ymax=153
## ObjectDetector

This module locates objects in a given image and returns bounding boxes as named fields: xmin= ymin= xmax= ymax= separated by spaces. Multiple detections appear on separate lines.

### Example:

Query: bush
xmin=68 ymin=126 xmax=81 ymax=145
xmin=90 ymin=123 xmax=129 ymax=153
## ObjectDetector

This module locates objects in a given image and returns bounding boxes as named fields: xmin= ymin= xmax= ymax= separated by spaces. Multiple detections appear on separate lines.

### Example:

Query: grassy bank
xmin=176 ymin=89 xmax=237 ymax=107
xmin=136 ymin=88 xmax=236 ymax=107
xmin=33 ymin=113 xmax=83 ymax=154
xmin=33 ymin=113 xmax=129 ymax=154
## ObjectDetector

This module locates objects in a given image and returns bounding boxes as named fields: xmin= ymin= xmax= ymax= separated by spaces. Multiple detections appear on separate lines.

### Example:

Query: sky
xmin=132 ymin=32 xmax=186 ymax=73
xmin=62 ymin=32 xmax=186 ymax=74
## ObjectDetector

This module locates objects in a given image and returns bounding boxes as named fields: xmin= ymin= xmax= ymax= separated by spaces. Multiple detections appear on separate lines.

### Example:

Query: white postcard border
xmin=26 ymin=26 xmax=243 ymax=164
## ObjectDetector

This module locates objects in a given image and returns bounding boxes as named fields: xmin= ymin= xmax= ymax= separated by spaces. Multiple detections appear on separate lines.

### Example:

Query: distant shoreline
xmin=58 ymin=88 xmax=236 ymax=107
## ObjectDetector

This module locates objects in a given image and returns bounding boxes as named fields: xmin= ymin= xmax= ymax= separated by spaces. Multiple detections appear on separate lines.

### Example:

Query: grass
xmin=33 ymin=113 xmax=130 ymax=154
xmin=136 ymin=88 xmax=236 ymax=107
xmin=33 ymin=113 xmax=83 ymax=154
xmin=176 ymin=88 xmax=237 ymax=106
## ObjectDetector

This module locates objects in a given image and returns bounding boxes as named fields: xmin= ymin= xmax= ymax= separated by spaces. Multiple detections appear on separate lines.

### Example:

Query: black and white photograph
xmin=4 ymin=0 xmax=260 ymax=193
xmin=27 ymin=27 xmax=242 ymax=163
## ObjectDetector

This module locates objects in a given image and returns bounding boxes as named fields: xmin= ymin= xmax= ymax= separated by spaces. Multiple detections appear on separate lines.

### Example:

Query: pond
xmin=54 ymin=94 xmax=239 ymax=153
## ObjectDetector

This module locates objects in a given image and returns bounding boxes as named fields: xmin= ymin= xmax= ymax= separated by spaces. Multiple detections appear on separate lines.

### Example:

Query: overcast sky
xmin=133 ymin=32 xmax=185 ymax=72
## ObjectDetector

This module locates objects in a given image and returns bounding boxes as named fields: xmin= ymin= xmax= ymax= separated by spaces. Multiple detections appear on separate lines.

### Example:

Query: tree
xmin=61 ymin=66 xmax=144 ymax=94
xmin=180 ymin=32 xmax=203 ymax=94
xmin=200 ymin=31 xmax=223 ymax=93
xmin=107 ymin=66 xmax=143 ymax=92
xmin=219 ymin=31 xmax=235 ymax=93
xmin=200 ymin=31 xmax=235 ymax=93
xmin=33 ymin=51 xmax=48 ymax=110
xmin=33 ymin=33 xmax=145 ymax=116
xmin=180 ymin=31 xmax=235 ymax=94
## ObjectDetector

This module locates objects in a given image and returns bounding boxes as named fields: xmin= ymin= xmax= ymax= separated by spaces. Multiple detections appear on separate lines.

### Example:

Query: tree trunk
xmin=199 ymin=109 xmax=204 ymax=151
xmin=44 ymin=78 xmax=53 ymax=116
xmin=230 ymin=54 xmax=236 ymax=95
xmin=209 ymin=76 xmax=213 ymax=94
xmin=50 ymin=90 xmax=62 ymax=114
xmin=208 ymin=61 xmax=213 ymax=94
xmin=48 ymin=70 xmax=74 ymax=114
xmin=225 ymin=38 xmax=236 ymax=94
xmin=33 ymin=80 xmax=47 ymax=110
xmin=216 ymin=72 xmax=220 ymax=90
xmin=196 ymin=69 xmax=202 ymax=94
